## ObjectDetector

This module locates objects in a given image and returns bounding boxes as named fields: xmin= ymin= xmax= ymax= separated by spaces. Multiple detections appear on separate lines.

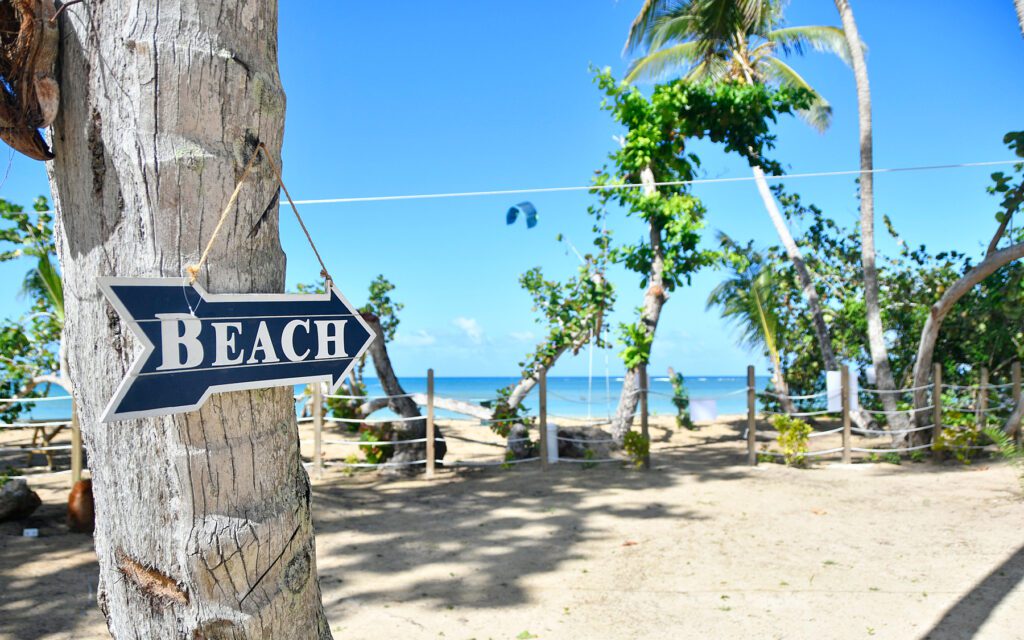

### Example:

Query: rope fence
xmin=749 ymin=362 xmax=1021 ymax=465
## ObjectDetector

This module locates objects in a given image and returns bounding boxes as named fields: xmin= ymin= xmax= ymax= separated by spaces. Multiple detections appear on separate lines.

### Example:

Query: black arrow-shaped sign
xmin=98 ymin=277 xmax=375 ymax=422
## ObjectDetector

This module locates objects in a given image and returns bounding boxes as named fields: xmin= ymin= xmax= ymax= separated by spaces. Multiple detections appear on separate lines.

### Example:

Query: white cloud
xmin=453 ymin=317 xmax=484 ymax=344
xmin=393 ymin=329 xmax=437 ymax=347
xmin=509 ymin=330 xmax=536 ymax=343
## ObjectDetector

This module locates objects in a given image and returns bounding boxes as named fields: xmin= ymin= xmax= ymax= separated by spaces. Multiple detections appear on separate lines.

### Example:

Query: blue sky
xmin=0 ymin=1 xmax=1021 ymax=378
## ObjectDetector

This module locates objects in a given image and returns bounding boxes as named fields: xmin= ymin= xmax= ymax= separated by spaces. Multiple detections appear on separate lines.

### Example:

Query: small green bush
xmin=772 ymin=414 xmax=812 ymax=467
xmin=623 ymin=431 xmax=650 ymax=469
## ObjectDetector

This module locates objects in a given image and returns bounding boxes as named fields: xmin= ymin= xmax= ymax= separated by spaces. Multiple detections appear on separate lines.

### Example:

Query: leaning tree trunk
xmin=751 ymin=166 xmax=838 ymax=372
xmin=834 ymin=0 xmax=907 ymax=441
xmin=1016 ymin=0 xmax=1024 ymax=36
xmin=46 ymin=3 xmax=331 ymax=638
xmin=611 ymin=166 xmax=666 ymax=443
xmin=910 ymin=242 xmax=1024 ymax=440
xmin=361 ymin=313 xmax=446 ymax=472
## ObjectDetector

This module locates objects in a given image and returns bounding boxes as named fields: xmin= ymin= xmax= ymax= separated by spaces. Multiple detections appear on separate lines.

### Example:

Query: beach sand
xmin=2 ymin=415 xmax=1023 ymax=639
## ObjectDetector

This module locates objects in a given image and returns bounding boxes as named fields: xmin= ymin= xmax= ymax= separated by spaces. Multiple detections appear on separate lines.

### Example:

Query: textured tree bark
xmin=46 ymin=3 xmax=331 ymax=638
xmin=1016 ymin=0 xmax=1024 ymax=37
xmin=361 ymin=313 xmax=446 ymax=471
xmin=911 ymin=242 xmax=1024 ymax=439
xmin=611 ymin=166 xmax=666 ymax=443
xmin=833 ymin=0 xmax=907 ymax=438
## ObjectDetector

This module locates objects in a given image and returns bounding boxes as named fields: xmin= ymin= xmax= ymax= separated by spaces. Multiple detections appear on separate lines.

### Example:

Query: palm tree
xmin=624 ymin=0 xmax=848 ymax=378
xmin=830 ymin=0 xmax=907 ymax=437
xmin=708 ymin=234 xmax=795 ymax=413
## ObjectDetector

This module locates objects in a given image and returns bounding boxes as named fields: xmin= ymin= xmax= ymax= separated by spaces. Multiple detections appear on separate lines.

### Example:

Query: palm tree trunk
xmin=750 ymin=166 xmax=838 ymax=371
xmin=46 ymin=2 xmax=331 ymax=637
xmin=834 ymin=0 xmax=907 ymax=438
xmin=1016 ymin=0 xmax=1024 ymax=36
xmin=611 ymin=166 xmax=667 ymax=443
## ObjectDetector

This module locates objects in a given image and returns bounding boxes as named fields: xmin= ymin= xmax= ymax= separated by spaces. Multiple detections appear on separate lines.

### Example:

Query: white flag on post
xmin=826 ymin=370 xmax=859 ymax=413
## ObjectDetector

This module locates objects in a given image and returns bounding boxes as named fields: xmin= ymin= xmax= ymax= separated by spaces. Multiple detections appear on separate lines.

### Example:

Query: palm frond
xmin=34 ymin=253 xmax=63 ymax=325
xmin=624 ymin=0 xmax=667 ymax=54
xmin=625 ymin=41 xmax=706 ymax=85
xmin=759 ymin=57 xmax=832 ymax=131
xmin=768 ymin=25 xmax=854 ymax=66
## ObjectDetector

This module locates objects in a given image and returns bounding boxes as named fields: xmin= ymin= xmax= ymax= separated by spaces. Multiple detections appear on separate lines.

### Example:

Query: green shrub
xmin=623 ymin=431 xmax=650 ymax=469
xmin=933 ymin=424 xmax=981 ymax=464
xmin=358 ymin=425 xmax=395 ymax=465
xmin=772 ymin=415 xmax=812 ymax=467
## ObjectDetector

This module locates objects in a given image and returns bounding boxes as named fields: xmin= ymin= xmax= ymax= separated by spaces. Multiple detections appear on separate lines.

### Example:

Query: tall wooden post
xmin=539 ymin=369 xmax=549 ymax=470
xmin=70 ymin=400 xmax=82 ymax=486
xmin=640 ymin=366 xmax=650 ymax=470
xmin=747 ymin=365 xmax=757 ymax=466
xmin=426 ymin=369 xmax=436 ymax=477
xmin=312 ymin=383 xmax=323 ymax=480
xmin=933 ymin=363 xmax=943 ymax=458
xmin=1013 ymin=362 xmax=1022 ymax=447
xmin=978 ymin=366 xmax=989 ymax=430
xmin=841 ymin=366 xmax=851 ymax=464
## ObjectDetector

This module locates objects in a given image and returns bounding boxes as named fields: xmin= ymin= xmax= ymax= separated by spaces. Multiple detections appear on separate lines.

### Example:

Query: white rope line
xmin=861 ymin=405 xmax=933 ymax=416
xmin=319 ymin=436 xmax=441 ymax=446
xmin=558 ymin=457 xmax=621 ymax=464
xmin=943 ymin=382 xmax=1013 ymax=391
xmin=851 ymin=443 xmax=933 ymax=453
xmin=942 ymin=401 xmax=1015 ymax=413
xmin=0 ymin=420 xmax=70 ymax=429
xmin=805 ymin=447 xmax=845 ymax=457
xmin=323 ymin=415 xmax=423 ymax=424
xmin=757 ymin=447 xmax=843 ymax=458
xmin=323 ymin=393 xmax=417 ymax=400
xmin=323 ymin=459 xmax=429 ymax=469
xmin=764 ymin=409 xmax=834 ymax=418
xmin=858 ymin=383 xmax=934 ymax=395
xmin=285 ymin=160 xmax=1021 ymax=205
xmin=0 ymin=444 xmax=71 ymax=453
xmin=10 ymin=469 xmax=72 ymax=480
xmin=556 ymin=436 xmax=617 ymax=445
xmin=762 ymin=390 xmax=827 ymax=400
xmin=807 ymin=427 xmax=844 ymax=438
xmin=441 ymin=434 xmax=528 ymax=448
xmin=0 ymin=396 xmax=72 ymax=404
xmin=850 ymin=423 xmax=934 ymax=436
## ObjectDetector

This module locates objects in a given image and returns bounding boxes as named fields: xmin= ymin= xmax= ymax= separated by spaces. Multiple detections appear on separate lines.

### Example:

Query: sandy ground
xmin=2 ymin=415 xmax=1023 ymax=640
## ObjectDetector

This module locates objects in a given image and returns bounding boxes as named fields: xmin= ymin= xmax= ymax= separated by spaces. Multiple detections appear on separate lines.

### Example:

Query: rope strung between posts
xmin=186 ymin=142 xmax=332 ymax=285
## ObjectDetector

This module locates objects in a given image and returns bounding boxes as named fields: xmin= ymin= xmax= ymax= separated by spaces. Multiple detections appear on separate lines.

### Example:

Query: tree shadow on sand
xmin=0 ymin=500 xmax=101 ymax=640
xmin=920 ymin=542 xmax=1024 ymax=640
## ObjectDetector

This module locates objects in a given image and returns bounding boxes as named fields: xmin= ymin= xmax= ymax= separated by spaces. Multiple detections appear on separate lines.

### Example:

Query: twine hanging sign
xmin=98 ymin=143 xmax=375 ymax=422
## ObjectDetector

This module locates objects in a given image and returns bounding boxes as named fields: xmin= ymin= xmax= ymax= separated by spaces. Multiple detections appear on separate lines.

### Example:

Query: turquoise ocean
xmin=15 ymin=376 xmax=769 ymax=422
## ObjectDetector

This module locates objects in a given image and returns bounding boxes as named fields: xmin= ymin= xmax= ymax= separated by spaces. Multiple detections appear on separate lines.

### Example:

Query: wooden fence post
xmin=978 ymin=366 xmax=989 ymax=430
xmin=70 ymin=400 xmax=82 ymax=486
xmin=841 ymin=367 xmax=851 ymax=464
xmin=841 ymin=365 xmax=851 ymax=463
xmin=747 ymin=365 xmax=757 ymax=466
xmin=933 ymin=363 xmax=943 ymax=459
xmin=312 ymin=383 xmax=323 ymax=480
xmin=426 ymin=369 xmax=436 ymax=478
xmin=1013 ymin=362 xmax=1022 ymax=447
xmin=640 ymin=366 xmax=650 ymax=470
xmin=539 ymin=369 xmax=549 ymax=471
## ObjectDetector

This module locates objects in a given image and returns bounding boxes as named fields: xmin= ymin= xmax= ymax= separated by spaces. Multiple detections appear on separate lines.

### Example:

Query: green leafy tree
xmin=0 ymin=197 xmax=63 ymax=423
xmin=590 ymin=67 xmax=811 ymax=441
xmin=623 ymin=0 xmax=853 ymax=384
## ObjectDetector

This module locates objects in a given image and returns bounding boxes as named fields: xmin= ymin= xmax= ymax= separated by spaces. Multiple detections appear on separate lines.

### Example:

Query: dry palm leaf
xmin=0 ymin=0 xmax=59 ymax=160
